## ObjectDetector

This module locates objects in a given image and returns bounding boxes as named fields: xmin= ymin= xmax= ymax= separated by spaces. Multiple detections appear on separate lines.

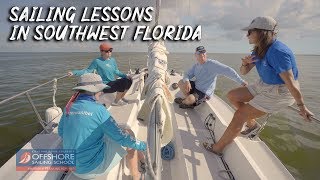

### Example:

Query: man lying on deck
xmin=175 ymin=46 xmax=247 ymax=109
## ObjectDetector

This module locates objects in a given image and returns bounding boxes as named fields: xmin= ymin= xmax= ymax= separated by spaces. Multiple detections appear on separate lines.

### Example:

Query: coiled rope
xmin=161 ymin=141 xmax=175 ymax=160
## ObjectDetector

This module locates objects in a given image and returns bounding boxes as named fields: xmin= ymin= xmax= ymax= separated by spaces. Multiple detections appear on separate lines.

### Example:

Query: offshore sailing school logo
xmin=19 ymin=151 xmax=32 ymax=164
xmin=16 ymin=149 xmax=76 ymax=171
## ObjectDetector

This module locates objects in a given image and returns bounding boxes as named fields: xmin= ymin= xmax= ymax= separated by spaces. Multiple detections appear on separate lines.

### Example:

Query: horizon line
xmin=0 ymin=51 xmax=319 ymax=56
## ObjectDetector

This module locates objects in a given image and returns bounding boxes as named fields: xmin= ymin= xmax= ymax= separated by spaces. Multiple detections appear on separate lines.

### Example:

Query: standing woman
xmin=203 ymin=16 xmax=314 ymax=155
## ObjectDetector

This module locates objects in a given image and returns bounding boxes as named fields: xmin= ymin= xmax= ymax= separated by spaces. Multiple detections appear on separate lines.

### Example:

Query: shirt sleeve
xmin=100 ymin=116 xmax=146 ymax=151
xmin=214 ymin=61 xmax=245 ymax=84
xmin=72 ymin=59 xmax=97 ymax=76
xmin=267 ymin=49 xmax=292 ymax=74
xmin=183 ymin=64 xmax=196 ymax=82
xmin=113 ymin=59 xmax=127 ymax=78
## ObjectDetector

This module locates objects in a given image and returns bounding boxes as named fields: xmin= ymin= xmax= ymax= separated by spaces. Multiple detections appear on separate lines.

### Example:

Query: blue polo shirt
xmin=58 ymin=94 xmax=146 ymax=174
xmin=72 ymin=57 xmax=127 ymax=84
xmin=254 ymin=40 xmax=299 ymax=84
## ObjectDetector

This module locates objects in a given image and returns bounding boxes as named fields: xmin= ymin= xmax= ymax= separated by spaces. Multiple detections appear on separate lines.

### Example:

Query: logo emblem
xmin=19 ymin=151 xmax=31 ymax=164
xmin=263 ymin=60 xmax=267 ymax=66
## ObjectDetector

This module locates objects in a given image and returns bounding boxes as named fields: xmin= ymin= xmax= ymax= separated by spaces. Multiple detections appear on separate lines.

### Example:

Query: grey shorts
xmin=247 ymin=80 xmax=297 ymax=113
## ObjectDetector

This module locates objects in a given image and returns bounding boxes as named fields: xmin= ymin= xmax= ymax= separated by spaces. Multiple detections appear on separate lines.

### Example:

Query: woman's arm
xmin=101 ymin=116 xmax=146 ymax=151
xmin=279 ymin=70 xmax=314 ymax=121
xmin=69 ymin=59 xmax=97 ymax=76
xmin=240 ymin=63 xmax=255 ymax=75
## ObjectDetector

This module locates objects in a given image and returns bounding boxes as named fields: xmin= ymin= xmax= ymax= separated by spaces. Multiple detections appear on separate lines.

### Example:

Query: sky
xmin=0 ymin=0 xmax=319 ymax=54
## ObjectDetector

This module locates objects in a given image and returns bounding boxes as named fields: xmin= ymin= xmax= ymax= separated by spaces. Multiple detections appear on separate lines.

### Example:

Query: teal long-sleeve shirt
xmin=72 ymin=57 xmax=127 ymax=84
xmin=183 ymin=59 xmax=245 ymax=96
xmin=58 ymin=94 xmax=146 ymax=174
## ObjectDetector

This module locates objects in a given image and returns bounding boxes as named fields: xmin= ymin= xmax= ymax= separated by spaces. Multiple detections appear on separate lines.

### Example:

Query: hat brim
xmin=196 ymin=50 xmax=206 ymax=53
xmin=73 ymin=84 xmax=109 ymax=93
xmin=241 ymin=26 xmax=251 ymax=31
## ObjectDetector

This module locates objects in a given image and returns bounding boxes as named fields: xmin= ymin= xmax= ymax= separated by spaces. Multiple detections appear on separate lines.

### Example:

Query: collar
xmin=100 ymin=57 xmax=111 ymax=61
xmin=77 ymin=94 xmax=96 ymax=102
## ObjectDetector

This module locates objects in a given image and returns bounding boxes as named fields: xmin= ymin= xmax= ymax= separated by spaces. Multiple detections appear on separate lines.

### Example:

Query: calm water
xmin=0 ymin=52 xmax=319 ymax=179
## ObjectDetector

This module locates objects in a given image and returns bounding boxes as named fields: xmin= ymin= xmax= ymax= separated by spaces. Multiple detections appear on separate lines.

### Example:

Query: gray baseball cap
xmin=242 ymin=16 xmax=277 ymax=31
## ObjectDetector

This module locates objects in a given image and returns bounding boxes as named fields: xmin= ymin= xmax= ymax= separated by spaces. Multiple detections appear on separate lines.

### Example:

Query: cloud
xmin=0 ymin=0 xmax=319 ymax=53
xmin=275 ymin=0 xmax=320 ymax=39
xmin=159 ymin=0 xmax=319 ymax=40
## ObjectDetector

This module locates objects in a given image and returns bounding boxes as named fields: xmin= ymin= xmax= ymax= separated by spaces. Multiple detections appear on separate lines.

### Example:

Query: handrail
xmin=288 ymin=106 xmax=320 ymax=123
xmin=0 ymin=74 xmax=68 ymax=133
xmin=128 ymin=58 xmax=133 ymax=74
xmin=247 ymin=106 xmax=319 ymax=139
xmin=0 ymin=74 xmax=68 ymax=105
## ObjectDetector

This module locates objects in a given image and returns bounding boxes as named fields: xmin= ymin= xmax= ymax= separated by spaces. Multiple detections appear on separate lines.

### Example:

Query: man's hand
xmin=185 ymin=81 xmax=191 ymax=93
xmin=67 ymin=71 xmax=73 ymax=76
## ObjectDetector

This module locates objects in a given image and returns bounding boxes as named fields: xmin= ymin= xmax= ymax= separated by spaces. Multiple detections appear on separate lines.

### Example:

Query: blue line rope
xmin=161 ymin=141 xmax=175 ymax=160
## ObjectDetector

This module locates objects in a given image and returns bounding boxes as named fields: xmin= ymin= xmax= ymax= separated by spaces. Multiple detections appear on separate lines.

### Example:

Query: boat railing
xmin=0 ymin=74 xmax=69 ymax=133
xmin=288 ymin=106 xmax=320 ymax=123
xmin=248 ymin=106 xmax=319 ymax=139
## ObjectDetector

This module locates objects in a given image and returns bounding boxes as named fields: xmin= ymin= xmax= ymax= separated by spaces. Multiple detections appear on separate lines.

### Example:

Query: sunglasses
xmin=100 ymin=48 xmax=113 ymax=53
xmin=247 ymin=29 xmax=256 ymax=36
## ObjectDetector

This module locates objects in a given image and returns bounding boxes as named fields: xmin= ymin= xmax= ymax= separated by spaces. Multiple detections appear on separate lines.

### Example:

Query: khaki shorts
xmin=247 ymin=80 xmax=297 ymax=113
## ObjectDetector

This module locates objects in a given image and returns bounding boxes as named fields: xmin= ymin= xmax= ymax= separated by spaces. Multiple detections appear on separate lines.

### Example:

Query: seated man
xmin=68 ymin=43 xmax=132 ymax=106
xmin=175 ymin=46 xmax=247 ymax=109
xmin=58 ymin=73 xmax=145 ymax=180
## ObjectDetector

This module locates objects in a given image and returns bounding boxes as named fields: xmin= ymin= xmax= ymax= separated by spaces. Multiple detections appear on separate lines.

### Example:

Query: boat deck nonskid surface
xmin=173 ymin=103 xmax=227 ymax=180
xmin=67 ymin=75 xmax=228 ymax=180
xmin=100 ymin=75 xmax=226 ymax=180
xmin=168 ymin=74 xmax=229 ymax=180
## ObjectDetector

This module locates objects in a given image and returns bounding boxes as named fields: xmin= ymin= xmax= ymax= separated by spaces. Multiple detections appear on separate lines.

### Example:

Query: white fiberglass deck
xmin=0 ymin=73 xmax=294 ymax=180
